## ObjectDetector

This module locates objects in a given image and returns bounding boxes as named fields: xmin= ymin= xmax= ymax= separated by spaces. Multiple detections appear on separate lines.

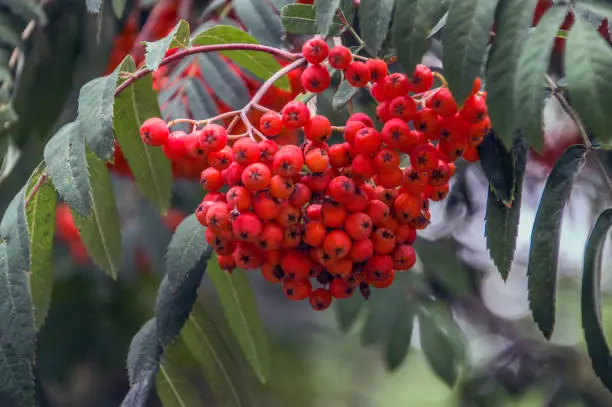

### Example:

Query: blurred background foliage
xmin=2 ymin=0 xmax=612 ymax=406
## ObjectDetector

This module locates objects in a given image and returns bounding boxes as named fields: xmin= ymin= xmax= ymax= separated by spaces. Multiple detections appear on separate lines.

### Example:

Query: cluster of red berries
xmin=136 ymin=37 xmax=490 ymax=311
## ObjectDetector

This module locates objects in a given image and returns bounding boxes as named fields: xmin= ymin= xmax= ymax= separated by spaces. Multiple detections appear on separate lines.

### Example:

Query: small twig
xmin=252 ymin=104 xmax=277 ymax=115
xmin=331 ymin=126 xmax=345 ymax=132
xmin=114 ymin=44 xmax=301 ymax=97
xmin=545 ymin=74 xmax=612 ymax=192
xmin=226 ymin=115 xmax=240 ymax=133
xmin=25 ymin=173 xmax=48 ymax=207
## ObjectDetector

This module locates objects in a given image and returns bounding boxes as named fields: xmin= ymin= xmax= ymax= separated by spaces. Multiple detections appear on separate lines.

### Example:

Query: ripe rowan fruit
xmin=270 ymin=174 xmax=295 ymax=200
xmin=372 ymin=228 xmax=397 ymax=254
xmin=345 ymin=212 xmax=373 ymax=240
xmin=343 ymin=120 xmax=366 ymax=145
xmin=322 ymin=202 xmax=347 ymax=229
xmin=410 ymin=143 xmax=439 ymax=172
xmin=199 ymin=124 xmax=228 ymax=152
xmin=242 ymin=163 xmax=272 ymax=191
xmin=328 ymin=143 xmax=351 ymax=168
xmin=323 ymin=230 xmax=352 ymax=260
xmin=366 ymin=59 xmax=388 ymax=83
xmin=395 ymin=224 xmax=417 ymax=245
xmin=389 ymin=96 xmax=417 ymax=121
xmin=276 ymin=201 xmax=301 ymax=227
xmin=261 ymin=263 xmax=283 ymax=283
xmin=273 ymin=145 xmax=304 ymax=177
xmin=260 ymin=113 xmax=283 ymax=136
xmin=328 ymin=258 xmax=353 ymax=279
xmin=200 ymin=167 xmax=223 ymax=191
xmin=438 ymin=114 xmax=469 ymax=143
xmin=234 ymin=242 xmax=264 ymax=270
xmin=330 ymin=278 xmax=354 ymax=299
xmin=258 ymin=139 xmax=279 ymax=165
xmin=463 ymin=145 xmax=480 ymax=162
xmin=414 ymin=108 xmax=441 ymax=135
xmin=349 ymin=238 xmax=374 ymax=263
xmin=376 ymin=167 xmax=403 ymax=189
xmin=429 ymin=160 xmax=451 ymax=187
xmin=402 ymin=167 xmax=429 ymax=196
xmin=345 ymin=61 xmax=371 ymax=87
xmin=372 ymin=270 xmax=394 ymax=288
xmin=283 ymin=279 xmax=312 ymax=301
xmin=258 ymin=222 xmax=283 ymax=251
xmin=426 ymin=184 xmax=450 ymax=201
xmin=468 ymin=116 xmax=490 ymax=147
xmin=381 ymin=118 xmax=411 ymax=150
xmin=203 ymin=192 xmax=226 ymax=203
xmin=460 ymin=93 xmax=488 ymax=123
xmin=328 ymin=175 xmax=355 ymax=204
xmin=208 ymin=146 xmax=233 ymax=170
xmin=162 ymin=131 xmax=188 ymax=160
xmin=283 ymin=224 xmax=303 ymax=249
xmin=394 ymin=193 xmax=421 ymax=224
xmin=253 ymin=191 xmax=280 ymax=221
xmin=305 ymin=148 xmax=329 ymax=173
xmin=281 ymin=250 xmax=312 ymax=280
xmin=302 ymin=170 xmax=331 ymax=193
xmin=302 ymin=38 xmax=329 ymax=64
xmin=232 ymin=138 xmax=260 ymax=165
xmin=351 ymin=154 xmax=376 ymax=179
xmin=344 ymin=188 xmax=369 ymax=213
xmin=301 ymin=64 xmax=332 ymax=94
xmin=205 ymin=202 xmax=230 ymax=230
xmin=347 ymin=112 xmax=375 ymax=128
xmin=411 ymin=64 xmax=434 ymax=93
xmin=302 ymin=221 xmax=326 ymax=247
xmin=282 ymin=101 xmax=310 ymax=129
xmin=309 ymin=288 xmax=333 ymax=311
xmin=289 ymin=183 xmax=312 ymax=207
xmin=382 ymin=73 xmax=411 ymax=99
xmin=365 ymin=200 xmax=390 ymax=227
xmin=365 ymin=254 xmax=394 ymax=280
xmin=233 ymin=213 xmax=263 ymax=241
xmin=375 ymin=186 xmax=397 ymax=207
xmin=354 ymin=127 xmax=383 ymax=155
xmin=195 ymin=201 xmax=213 ymax=226
xmin=218 ymin=254 xmax=236 ymax=272
xmin=376 ymin=101 xmax=392 ymax=123
xmin=304 ymin=115 xmax=332 ymax=142
xmin=393 ymin=244 xmax=417 ymax=270
xmin=438 ymin=138 xmax=466 ymax=162
xmin=184 ymin=131 xmax=207 ymax=158
xmin=426 ymin=87 xmax=458 ymax=117
xmin=140 ymin=117 xmax=169 ymax=146
xmin=329 ymin=45 xmax=352 ymax=69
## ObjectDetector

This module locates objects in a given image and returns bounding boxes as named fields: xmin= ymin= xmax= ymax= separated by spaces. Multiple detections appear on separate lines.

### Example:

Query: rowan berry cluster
xmin=137 ymin=37 xmax=490 ymax=311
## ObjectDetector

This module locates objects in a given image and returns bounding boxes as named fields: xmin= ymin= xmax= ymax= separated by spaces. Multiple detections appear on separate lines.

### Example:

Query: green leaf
xmin=0 ymin=0 xmax=47 ymax=24
xmin=207 ymin=262 xmax=270 ymax=384
xmin=185 ymin=77 xmax=220 ymax=120
xmin=280 ymin=4 xmax=345 ymax=36
xmin=43 ymin=122 xmax=91 ymax=217
xmin=576 ymin=1 xmax=612 ymax=23
xmin=316 ymin=0 xmax=341 ymax=36
xmin=86 ymin=0 xmax=102 ymax=12
xmin=393 ymin=0 xmax=449 ymax=72
xmin=1 ymin=186 xmax=30 ymax=278
xmin=0 ymin=339 xmax=34 ymax=407
xmin=234 ymin=0 xmax=283 ymax=48
xmin=71 ymin=149 xmax=123 ymax=279
xmin=332 ymin=80 xmax=357 ymax=110
xmin=485 ymin=137 xmax=528 ymax=281
xmin=581 ymin=208 xmax=612 ymax=392
xmin=145 ymin=20 xmax=191 ymax=71
xmin=443 ymin=0 xmax=500 ymax=104
xmin=113 ymin=56 xmax=173 ymax=214
xmin=478 ymin=131 xmax=516 ymax=205
xmin=77 ymin=70 xmax=120 ymax=161
xmin=182 ymin=303 xmax=248 ymax=407
xmin=156 ymin=215 xmax=212 ymax=347
xmin=0 ymin=12 xmax=23 ymax=48
xmin=527 ymin=144 xmax=587 ymax=339
xmin=361 ymin=288 xmax=399 ymax=346
xmin=385 ymin=301 xmax=415 ymax=371
xmin=516 ymin=6 xmax=568 ymax=151
xmin=191 ymin=25 xmax=290 ymax=91
xmin=0 ymin=137 xmax=21 ymax=187
xmin=360 ymin=0 xmax=395 ymax=56
xmin=112 ymin=0 xmax=127 ymax=18
xmin=485 ymin=0 xmax=537 ymax=148
xmin=565 ymin=16 xmax=612 ymax=144
xmin=25 ymin=165 xmax=56 ymax=331
xmin=418 ymin=303 xmax=466 ymax=386
xmin=156 ymin=338 xmax=205 ymax=407
xmin=414 ymin=238 xmax=472 ymax=296
xmin=334 ymin=290 xmax=365 ymax=332
xmin=340 ymin=0 xmax=355 ymax=25
xmin=122 ymin=318 xmax=162 ymax=407
xmin=198 ymin=54 xmax=250 ymax=109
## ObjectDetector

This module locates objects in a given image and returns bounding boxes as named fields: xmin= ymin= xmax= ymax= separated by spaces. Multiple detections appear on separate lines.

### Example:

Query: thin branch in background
xmin=544 ymin=74 xmax=612 ymax=193
xmin=24 ymin=173 xmax=49 ymax=207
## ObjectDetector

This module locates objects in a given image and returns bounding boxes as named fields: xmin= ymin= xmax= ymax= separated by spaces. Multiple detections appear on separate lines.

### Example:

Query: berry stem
xmin=24 ymin=172 xmax=49 ymax=207
xmin=114 ymin=44 xmax=301 ymax=97
xmin=252 ymin=103 xmax=277 ymax=115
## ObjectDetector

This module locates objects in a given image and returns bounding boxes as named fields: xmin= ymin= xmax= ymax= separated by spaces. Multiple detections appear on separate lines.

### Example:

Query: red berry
xmin=305 ymin=148 xmax=329 ymax=173
xmin=234 ymin=242 xmax=264 ymax=270
xmin=411 ymin=64 xmax=434 ymax=93
xmin=241 ymin=163 xmax=271 ymax=191
xmin=382 ymin=73 xmax=410 ymax=99
xmin=226 ymin=186 xmax=252 ymax=212
xmin=302 ymin=38 xmax=329 ymax=64
xmin=345 ymin=188 xmax=369 ymax=213
xmin=460 ymin=93 xmax=488 ymax=123
xmin=258 ymin=222 xmax=283 ymax=251
xmin=413 ymin=108 xmax=441 ymax=135
xmin=402 ymin=167 xmax=429 ymax=196
xmin=283 ymin=278 xmax=312 ymax=301
xmin=323 ymin=230 xmax=352 ymax=260
xmin=140 ymin=117 xmax=169 ymax=146
xmin=253 ymin=192 xmax=280 ymax=221
xmin=218 ymin=255 xmax=236 ymax=272
xmin=330 ymin=278 xmax=354 ymax=299
xmin=438 ymin=114 xmax=469 ymax=143
xmin=304 ymin=115 xmax=332 ymax=142
xmin=347 ymin=112 xmax=374 ymax=128
xmin=345 ymin=62 xmax=371 ymax=87
xmin=232 ymin=138 xmax=260 ymax=165
xmin=328 ymin=143 xmax=351 ymax=168
xmin=343 ymin=121 xmax=366 ymax=145
xmin=349 ymin=238 xmax=374 ymax=263
xmin=366 ymin=59 xmax=388 ymax=83
xmin=393 ymin=244 xmax=417 ymax=270
xmin=273 ymin=145 xmax=304 ymax=177
xmin=328 ymin=176 xmax=355 ymax=204
xmin=281 ymin=250 xmax=312 ymax=280
xmin=328 ymin=45 xmax=352 ymax=69
xmin=259 ymin=113 xmax=283 ymax=136
xmin=162 ymin=131 xmax=188 ymax=160
xmin=376 ymin=101 xmax=392 ymax=123
xmin=371 ymin=82 xmax=386 ymax=102
xmin=200 ymin=167 xmax=223 ymax=191
xmin=282 ymin=101 xmax=310 ymax=129
xmin=376 ymin=167 xmax=403 ymax=188
xmin=429 ymin=160 xmax=451 ymax=187
xmin=371 ymin=228 xmax=396 ymax=254
xmin=351 ymin=154 xmax=376 ymax=179
xmin=276 ymin=201 xmax=301 ymax=228
xmin=233 ymin=213 xmax=263 ymax=241
xmin=354 ymin=127 xmax=382 ymax=155
xmin=389 ymin=96 xmax=417 ymax=121
xmin=199 ymin=124 xmax=228 ymax=152
xmin=222 ymin=162 xmax=244 ymax=186
xmin=309 ymin=288 xmax=333 ymax=311
xmin=258 ymin=139 xmax=279 ymax=165
xmin=373 ymin=148 xmax=400 ymax=173
xmin=381 ymin=118 xmax=411 ymax=150
xmin=270 ymin=174 xmax=295 ymax=200
xmin=396 ymin=224 xmax=417 ymax=245
xmin=208 ymin=146 xmax=233 ymax=170
xmin=301 ymin=64 xmax=331 ymax=93
xmin=426 ymin=87 xmax=458 ymax=117
xmin=345 ymin=212 xmax=373 ymax=240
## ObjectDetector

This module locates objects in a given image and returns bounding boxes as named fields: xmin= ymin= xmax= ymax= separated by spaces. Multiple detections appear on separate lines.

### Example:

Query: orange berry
xmin=258 ymin=222 xmax=283 ymax=251
xmin=253 ymin=191 xmax=280 ymax=221
xmin=305 ymin=148 xmax=330 ymax=173
xmin=393 ymin=244 xmax=417 ymax=270
xmin=322 ymin=202 xmax=347 ymax=229
xmin=226 ymin=186 xmax=252 ymax=212
xmin=323 ymin=230 xmax=352 ymax=260
xmin=283 ymin=278 xmax=312 ymax=300
xmin=303 ymin=221 xmax=327 ymax=247
xmin=344 ymin=213 xmax=373 ymax=240
xmin=270 ymin=174 xmax=295 ymax=200
xmin=276 ymin=202 xmax=301 ymax=228
xmin=371 ymin=228 xmax=396 ymax=254
xmin=328 ymin=258 xmax=353 ymax=279
xmin=281 ymin=250 xmax=312 ymax=280
xmin=349 ymin=239 xmax=374 ymax=263
xmin=309 ymin=288 xmax=333 ymax=311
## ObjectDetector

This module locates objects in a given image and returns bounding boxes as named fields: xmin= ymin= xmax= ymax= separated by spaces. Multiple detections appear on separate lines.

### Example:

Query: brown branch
xmin=24 ymin=173 xmax=48 ymax=207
